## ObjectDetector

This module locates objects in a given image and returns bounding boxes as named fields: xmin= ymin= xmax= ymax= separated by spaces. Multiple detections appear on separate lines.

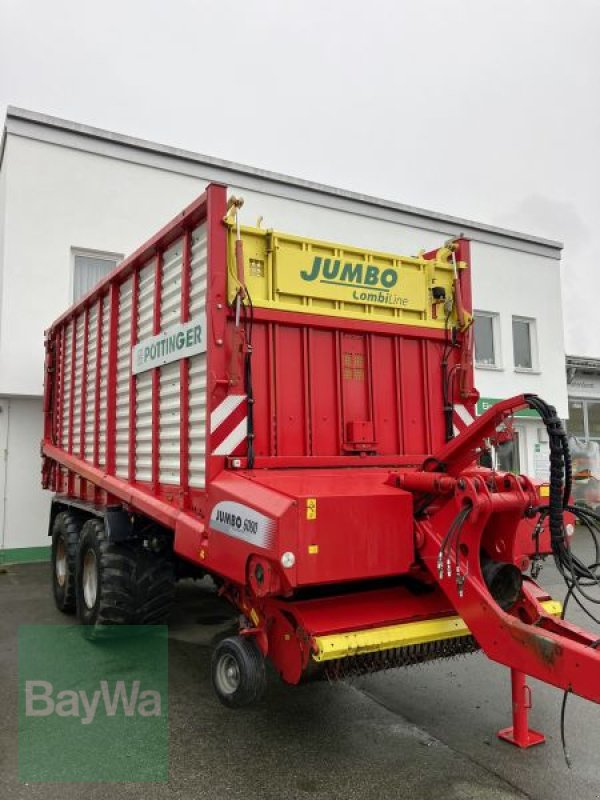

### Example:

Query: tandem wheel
xmin=51 ymin=512 xmax=81 ymax=613
xmin=74 ymin=517 xmax=175 ymax=630
xmin=211 ymin=635 xmax=266 ymax=708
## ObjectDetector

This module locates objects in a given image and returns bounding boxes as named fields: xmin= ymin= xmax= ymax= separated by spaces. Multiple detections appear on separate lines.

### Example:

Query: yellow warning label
xmin=539 ymin=485 xmax=550 ymax=498
xmin=306 ymin=498 xmax=317 ymax=520
xmin=308 ymin=544 xmax=319 ymax=555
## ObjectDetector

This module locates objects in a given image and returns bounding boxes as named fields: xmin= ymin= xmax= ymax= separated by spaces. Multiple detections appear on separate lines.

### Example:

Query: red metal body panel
xmin=179 ymin=230 xmax=192 ymax=508
xmin=288 ymin=584 xmax=455 ymax=635
xmin=128 ymin=270 xmax=139 ymax=482
xmin=246 ymin=469 xmax=414 ymax=585
xmin=151 ymin=253 xmax=162 ymax=493
xmin=249 ymin=314 xmax=463 ymax=461
xmin=106 ymin=283 xmax=119 ymax=477
xmin=93 ymin=298 xmax=103 ymax=470
xmin=205 ymin=185 xmax=231 ymax=485
xmin=206 ymin=471 xmax=295 ymax=585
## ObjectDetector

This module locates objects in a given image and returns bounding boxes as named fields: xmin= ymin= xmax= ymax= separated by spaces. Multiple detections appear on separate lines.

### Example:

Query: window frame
xmin=70 ymin=247 xmax=123 ymax=303
xmin=586 ymin=400 xmax=600 ymax=440
xmin=567 ymin=397 xmax=586 ymax=439
xmin=568 ymin=396 xmax=600 ymax=442
xmin=512 ymin=315 xmax=539 ymax=373
xmin=473 ymin=310 xmax=502 ymax=370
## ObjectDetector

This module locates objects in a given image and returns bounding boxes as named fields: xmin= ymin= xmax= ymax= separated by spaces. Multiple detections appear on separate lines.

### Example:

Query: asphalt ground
xmin=1 ymin=533 xmax=599 ymax=800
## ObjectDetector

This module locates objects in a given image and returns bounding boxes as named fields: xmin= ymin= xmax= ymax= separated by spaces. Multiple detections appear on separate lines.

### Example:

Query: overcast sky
xmin=1 ymin=0 xmax=598 ymax=356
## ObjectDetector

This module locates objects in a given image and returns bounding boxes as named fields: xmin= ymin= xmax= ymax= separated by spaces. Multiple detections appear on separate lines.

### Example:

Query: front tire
xmin=76 ymin=518 xmax=174 ymax=629
xmin=211 ymin=636 xmax=266 ymax=708
xmin=51 ymin=512 xmax=81 ymax=613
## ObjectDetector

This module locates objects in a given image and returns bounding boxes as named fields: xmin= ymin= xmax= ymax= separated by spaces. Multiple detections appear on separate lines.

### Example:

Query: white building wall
xmin=514 ymin=419 xmax=549 ymax=482
xmin=471 ymin=241 xmax=568 ymax=418
xmin=0 ymin=151 xmax=7 ymax=361
xmin=0 ymin=116 xmax=567 ymax=556
xmin=0 ymin=135 xmax=200 ymax=396
xmin=470 ymin=240 xmax=568 ymax=478
xmin=0 ymin=397 xmax=51 ymax=553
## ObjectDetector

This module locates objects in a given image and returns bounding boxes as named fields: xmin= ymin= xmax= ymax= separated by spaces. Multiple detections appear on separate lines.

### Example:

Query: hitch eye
xmin=481 ymin=556 xmax=523 ymax=611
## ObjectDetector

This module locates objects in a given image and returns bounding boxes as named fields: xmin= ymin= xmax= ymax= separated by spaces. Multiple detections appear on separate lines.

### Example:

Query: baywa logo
xmin=19 ymin=625 xmax=168 ymax=782
xmin=300 ymin=256 xmax=409 ymax=307
xmin=25 ymin=679 xmax=162 ymax=725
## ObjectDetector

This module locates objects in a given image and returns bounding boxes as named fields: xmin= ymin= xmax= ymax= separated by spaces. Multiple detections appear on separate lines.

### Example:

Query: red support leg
xmin=498 ymin=668 xmax=545 ymax=748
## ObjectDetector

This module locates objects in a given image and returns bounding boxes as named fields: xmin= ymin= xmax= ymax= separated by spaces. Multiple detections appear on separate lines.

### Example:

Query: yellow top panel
xmin=227 ymin=224 xmax=466 ymax=329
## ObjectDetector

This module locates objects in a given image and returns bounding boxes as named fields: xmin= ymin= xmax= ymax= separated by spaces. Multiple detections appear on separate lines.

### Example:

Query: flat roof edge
xmin=4 ymin=105 xmax=564 ymax=252
xmin=567 ymin=355 xmax=600 ymax=368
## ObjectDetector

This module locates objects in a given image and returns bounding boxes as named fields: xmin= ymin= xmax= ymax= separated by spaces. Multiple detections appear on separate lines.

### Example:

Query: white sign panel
xmin=131 ymin=315 xmax=206 ymax=375
xmin=568 ymin=373 xmax=600 ymax=399
xmin=209 ymin=501 xmax=276 ymax=549
xmin=533 ymin=443 xmax=550 ymax=481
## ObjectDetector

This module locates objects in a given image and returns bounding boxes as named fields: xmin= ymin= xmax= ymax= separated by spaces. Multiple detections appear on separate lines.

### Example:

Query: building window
xmin=587 ymin=401 xmax=600 ymax=439
xmin=496 ymin=432 xmax=520 ymax=474
xmin=512 ymin=316 xmax=536 ymax=370
xmin=72 ymin=250 xmax=121 ymax=302
xmin=566 ymin=397 xmax=600 ymax=442
xmin=568 ymin=399 xmax=586 ymax=438
xmin=474 ymin=311 xmax=499 ymax=367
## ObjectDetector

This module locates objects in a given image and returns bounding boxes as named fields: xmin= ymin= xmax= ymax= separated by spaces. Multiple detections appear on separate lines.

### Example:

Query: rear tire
xmin=211 ymin=635 xmax=266 ymax=708
xmin=51 ymin=512 xmax=81 ymax=613
xmin=75 ymin=518 xmax=175 ymax=630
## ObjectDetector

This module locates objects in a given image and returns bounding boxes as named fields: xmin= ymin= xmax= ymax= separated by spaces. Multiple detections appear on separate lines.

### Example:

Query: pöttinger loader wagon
xmin=42 ymin=183 xmax=600 ymax=747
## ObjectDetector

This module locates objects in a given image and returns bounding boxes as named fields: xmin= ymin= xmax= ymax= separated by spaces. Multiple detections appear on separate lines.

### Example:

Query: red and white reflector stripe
xmin=211 ymin=394 xmax=247 ymax=456
xmin=452 ymin=403 xmax=475 ymax=437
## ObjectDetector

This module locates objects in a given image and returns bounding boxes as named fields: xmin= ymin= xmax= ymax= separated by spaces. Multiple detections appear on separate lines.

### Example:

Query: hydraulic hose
xmin=526 ymin=393 xmax=600 ymax=623
xmin=525 ymin=395 xmax=571 ymax=546
xmin=523 ymin=395 xmax=598 ymax=769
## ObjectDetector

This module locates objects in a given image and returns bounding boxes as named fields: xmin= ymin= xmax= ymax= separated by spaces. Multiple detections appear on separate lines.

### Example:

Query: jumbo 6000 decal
xmin=210 ymin=501 xmax=275 ymax=549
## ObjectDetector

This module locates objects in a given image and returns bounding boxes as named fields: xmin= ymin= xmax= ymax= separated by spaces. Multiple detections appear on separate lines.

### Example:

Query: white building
xmin=0 ymin=107 xmax=567 ymax=562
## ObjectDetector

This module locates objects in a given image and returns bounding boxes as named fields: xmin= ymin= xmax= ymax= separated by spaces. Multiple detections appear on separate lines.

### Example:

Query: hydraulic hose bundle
xmin=526 ymin=394 xmax=600 ymax=621
xmin=526 ymin=394 xmax=600 ymax=766
xmin=525 ymin=395 xmax=571 ymax=545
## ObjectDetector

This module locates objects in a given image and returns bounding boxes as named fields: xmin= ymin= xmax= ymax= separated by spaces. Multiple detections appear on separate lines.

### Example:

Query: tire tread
xmin=76 ymin=518 xmax=175 ymax=628
xmin=51 ymin=511 xmax=81 ymax=613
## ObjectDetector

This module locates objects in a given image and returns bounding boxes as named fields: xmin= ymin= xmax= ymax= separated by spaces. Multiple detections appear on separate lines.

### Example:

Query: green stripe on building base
xmin=0 ymin=546 xmax=50 ymax=565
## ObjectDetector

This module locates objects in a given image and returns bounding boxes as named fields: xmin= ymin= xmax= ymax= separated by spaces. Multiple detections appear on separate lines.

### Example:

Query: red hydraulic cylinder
xmin=497 ymin=669 xmax=545 ymax=749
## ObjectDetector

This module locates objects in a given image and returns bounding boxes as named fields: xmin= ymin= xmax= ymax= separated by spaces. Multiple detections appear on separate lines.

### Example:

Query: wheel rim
xmin=82 ymin=549 xmax=98 ymax=610
xmin=55 ymin=538 xmax=67 ymax=587
xmin=215 ymin=653 xmax=241 ymax=695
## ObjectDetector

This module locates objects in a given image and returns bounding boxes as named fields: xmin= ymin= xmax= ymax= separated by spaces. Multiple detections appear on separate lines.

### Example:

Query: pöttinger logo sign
xmin=18 ymin=625 xmax=168 ymax=782
xmin=131 ymin=314 xmax=206 ymax=376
